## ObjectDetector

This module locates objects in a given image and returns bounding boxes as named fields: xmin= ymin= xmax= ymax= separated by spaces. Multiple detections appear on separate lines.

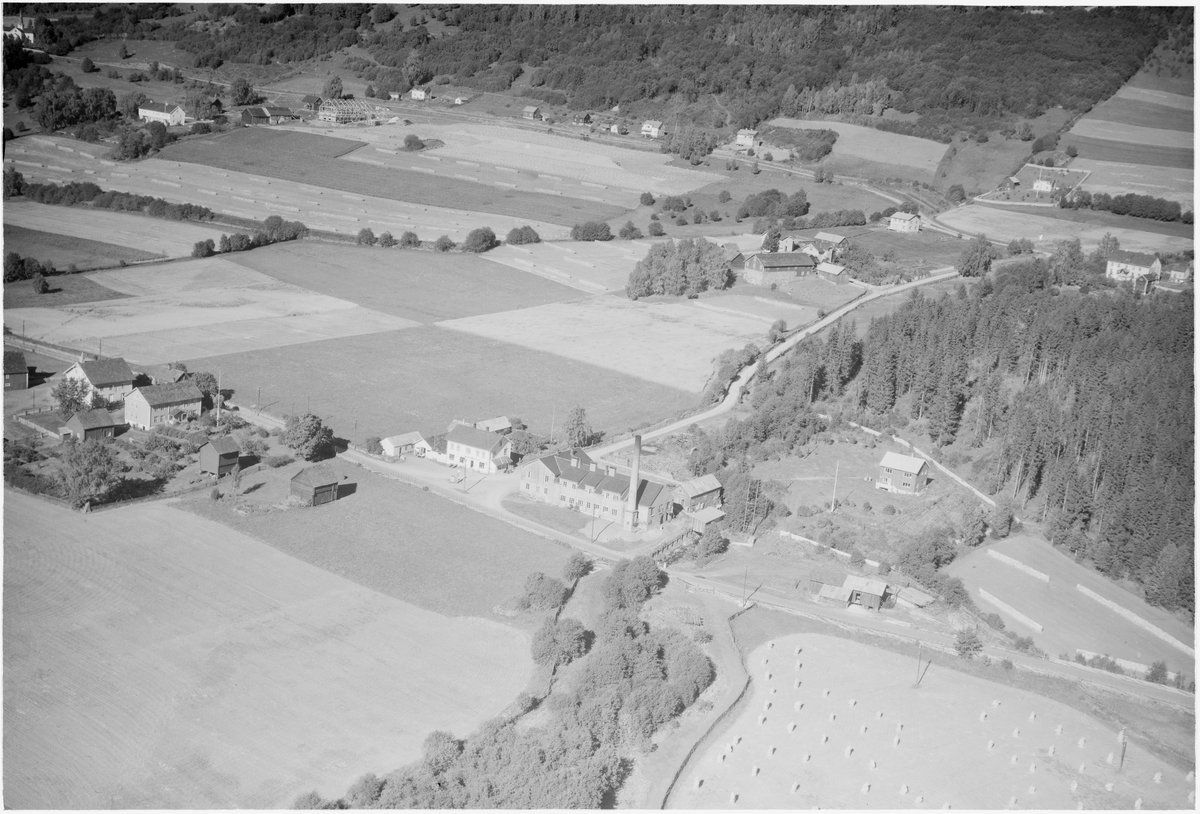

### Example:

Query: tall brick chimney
xmin=626 ymin=434 xmax=641 ymax=529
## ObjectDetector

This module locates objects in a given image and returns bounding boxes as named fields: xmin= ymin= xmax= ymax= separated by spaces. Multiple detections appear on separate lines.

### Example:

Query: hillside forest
xmin=719 ymin=277 xmax=1194 ymax=618
xmin=16 ymin=5 xmax=1191 ymax=139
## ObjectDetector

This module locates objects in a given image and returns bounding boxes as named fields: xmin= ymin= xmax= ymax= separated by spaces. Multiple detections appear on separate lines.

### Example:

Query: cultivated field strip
xmin=1114 ymin=86 xmax=1194 ymax=110
xmin=304 ymin=120 xmax=723 ymax=196
xmin=671 ymin=635 xmax=1193 ymax=810
xmin=1071 ymin=159 xmax=1194 ymax=210
xmin=438 ymin=295 xmax=768 ymax=393
xmin=4 ymin=137 xmax=573 ymax=241
xmin=4 ymin=201 xmax=226 ymax=258
xmin=768 ymin=118 xmax=948 ymax=172
xmin=3 ymin=491 xmax=532 ymax=809
xmin=1082 ymin=97 xmax=1194 ymax=133
xmin=937 ymin=205 xmax=1193 ymax=255
xmin=480 ymin=240 xmax=654 ymax=292
xmin=4 ymin=257 xmax=417 ymax=364
xmin=1067 ymin=120 xmax=1192 ymax=150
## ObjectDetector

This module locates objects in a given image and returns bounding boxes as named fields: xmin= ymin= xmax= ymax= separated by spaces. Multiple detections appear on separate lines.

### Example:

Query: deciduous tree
xmin=58 ymin=437 xmax=122 ymax=507
xmin=52 ymin=376 xmax=90 ymax=419
xmin=283 ymin=413 xmax=334 ymax=461
xmin=322 ymin=74 xmax=343 ymax=101
xmin=562 ymin=406 xmax=595 ymax=448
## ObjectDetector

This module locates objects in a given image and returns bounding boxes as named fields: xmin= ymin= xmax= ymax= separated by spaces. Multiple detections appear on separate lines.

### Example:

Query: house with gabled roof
xmin=290 ymin=463 xmax=340 ymax=506
xmin=381 ymin=431 xmax=424 ymax=457
xmin=124 ymin=381 xmax=203 ymax=430
xmin=742 ymin=252 xmax=816 ymax=285
xmin=200 ymin=436 xmax=240 ymax=477
xmin=415 ymin=432 xmax=448 ymax=464
xmin=876 ymin=451 xmax=929 ymax=494
xmin=674 ymin=473 xmax=723 ymax=512
xmin=4 ymin=350 xmax=28 ymax=390
xmin=641 ymin=119 xmax=664 ymax=139
xmin=888 ymin=211 xmax=920 ymax=233
xmin=300 ymin=94 xmax=323 ymax=111
xmin=138 ymin=101 xmax=185 ymax=126
xmin=843 ymin=575 xmax=889 ymax=610
xmin=1105 ymin=250 xmax=1162 ymax=283
xmin=816 ymin=261 xmax=848 ymax=284
xmin=446 ymin=424 xmax=513 ymax=474
xmin=62 ymin=357 xmax=135 ymax=404
xmin=410 ymin=85 xmax=431 ymax=101
xmin=523 ymin=105 xmax=541 ymax=120
xmin=517 ymin=448 xmax=676 ymax=531
xmin=63 ymin=409 xmax=117 ymax=442
xmin=736 ymin=128 xmax=757 ymax=148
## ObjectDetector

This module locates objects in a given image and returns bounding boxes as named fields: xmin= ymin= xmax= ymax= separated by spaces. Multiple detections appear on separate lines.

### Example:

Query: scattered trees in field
xmin=4 ymin=251 xmax=55 ymax=283
xmin=192 ymin=239 xmax=215 ymax=258
xmin=766 ymin=319 xmax=787 ymax=343
xmin=58 ymin=437 xmax=123 ymax=508
xmin=947 ymin=183 xmax=966 ymax=202
xmin=322 ymin=74 xmax=344 ymax=101
xmin=462 ymin=227 xmax=498 ymax=253
xmin=403 ymin=133 xmax=425 ymax=151
xmin=625 ymin=237 xmax=731 ymax=299
xmin=230 ymin=77 xmax=257 ymax=106
xmin=570 ymin=221 xmax=612 ymax=241
xmin=378 ymin=231 xmax=396 ymax=247
xmin=519 ymin=571 xmax=569 ymax=611
xmin=562 ymin=551 xmax=591 ymax=583
xmin=30 ymin=272 xmax=48 ymax=295
xmin=639 ymin=191 xmax=655 ymax=206
xmin=618 ymin=220 xmax=642 ymax=240
xmin=434 ymin=235 xmax=455 ymax=252
xmin=954 ymin=629 xmax=983 ymax=659
xmin=357 ymin=227 xmax=377 ymax=246
xmin=283 ymin=413 xmax=334 ymax=461
xmin=505 ymin=225 xmax=541 ymax=244
xmin=80 ymin=56 xmax=95 ymax=72
xmin=648 ymin=221 xmax=665 ymax=237
xmin=1007 ymin=237 xmax=1035 ymax=255
xmin=2 ymin=167 xmax=24 ymax=199
xmin=400 ymin=231 xmax=421 ymax=248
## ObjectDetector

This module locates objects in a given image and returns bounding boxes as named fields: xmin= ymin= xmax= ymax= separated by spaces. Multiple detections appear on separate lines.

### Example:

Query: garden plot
xmin=329 ymin=120 xmax=724 ymax=195
xmin=769 ymin=118 xmax=948 ymax=174
xmin=671 ymin=634 xmax=1192 ymax=810
xmin=4 ymin=257 xmax=415 ymax=365
xmin=1073 ymin=159 xmax=1194 ymax=210
xmin=945 ymin=535 xmax=1195 ymax=677
xmin=4 ymin=137 xmax=572 ymax=241
xmin=479 ymin=240 xmax=654 ymax=292
xmin=3 ymin=203 xmax=225 ymax=260
xmin=938 ymin=205 xmax=1193 ymax=255
xmin=438 ymin=295 xmax=767 ymax=393
xmin=3 ymin=490 xmax=531 ymax=810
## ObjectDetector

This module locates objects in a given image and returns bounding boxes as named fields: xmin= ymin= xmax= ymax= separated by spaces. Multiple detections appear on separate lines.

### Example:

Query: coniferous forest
xmin=758 ymin=281 xmax=1194 ymax=617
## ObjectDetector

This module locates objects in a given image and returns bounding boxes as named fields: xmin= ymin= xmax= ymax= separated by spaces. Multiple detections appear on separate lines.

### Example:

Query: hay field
xmin=1083 ymin=97 xmax=1193 ymax=132
xmin=5 ymin=136 xmax=573 ymax=241
xmin=184 ymin=324 xmax=696 ymax=440
xmin=769 ymin=118 xmax=948 ymax=174
xmin=478 ymin=240 xmax=655 ymax=292
xmin=183 ymin=457 xmax=570 ymax=619
xmin=670 ymin=634 xmax=1192 ymax=810
xmin=439 ymin=295 xmax=767 ymax=393
xmin=323 ymin=120 xmax=724 ymax=196
xmin=1068 ymin=120 xmax=1191 ymax=150
xmin=3 ymin=490 xmax=531 ymax=809
xmin=945 ymin=535 xmax=1195 ymax=677
xmin=937 ymin=205 xmax=1193 ymax=254
xmin=1063 ymin=136 xmax=1192 ymax=170
xmin=2 ymin=267 xmax=130 ymax=310
xmin=1073 ymin=159 xmax=1194 ymax=210
xmin=4 ymin=257 xmax=415 ymax=364
xmin=697 ymin=294 xmax=818 ymax=327
xmin=4 ymin=202 xmax=225 ymax=259
xmin=158 ymin=128 xmax=627 ymax=227
xmin=1115 ymin=86 xmax=1193 ymax=110
xmin=226 ymin=242 xmax=581 ymax=320
xmin=2 ymin=224 xmax=160 ymax=271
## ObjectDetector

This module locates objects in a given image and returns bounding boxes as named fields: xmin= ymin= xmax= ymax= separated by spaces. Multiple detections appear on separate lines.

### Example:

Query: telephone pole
xmin=830 ymin=460 xmax=840 ymax=513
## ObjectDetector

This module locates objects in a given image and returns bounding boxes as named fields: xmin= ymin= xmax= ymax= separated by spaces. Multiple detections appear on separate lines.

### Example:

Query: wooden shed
xmin=4 ymin=350 xmax=28 ymax=390
xmin=290 ymin=463 xmax=340 ymax=506
xmin=843 ymin=575 xmax=889 ymax=611
xmin=200 ymin=436 xmax=241 ymax=477
xmin=64 ymin=409 xmax=116 ymax=441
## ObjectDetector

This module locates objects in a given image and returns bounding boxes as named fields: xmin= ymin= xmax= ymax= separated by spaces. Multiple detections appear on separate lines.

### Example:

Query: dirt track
xmin=3 ymin=490 xmax=531 ymax=808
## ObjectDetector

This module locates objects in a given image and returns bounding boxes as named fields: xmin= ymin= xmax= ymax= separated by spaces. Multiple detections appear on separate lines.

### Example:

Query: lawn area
xmin=225 ymin=241 xmax=581 ymax=322
xmin=974 ymin=202 xmax=1194 ymax=240
xmin=502 ymin=492 xmax=591 ymax=539
xmin=182 ymin=455 xmax=571 ymax=621
xmin=2 ymin=270 xmax=131 ymax=310
xmin=158 ymin=128 xmax=628 ymax=227
xmin=3 ymin=224 xmax=163 ymax=271
xmin=184 ymin=324 xmax=697 ymax=441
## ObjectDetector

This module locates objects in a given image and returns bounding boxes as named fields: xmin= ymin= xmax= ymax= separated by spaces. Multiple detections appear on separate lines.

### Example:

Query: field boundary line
xmin=977 ymin=588 xmax=1045 ymax=632
xmin=1076 ymin=584 xmax=1195 ymax=657
xmin=986 ymin=549 xmax=1050 ymax=582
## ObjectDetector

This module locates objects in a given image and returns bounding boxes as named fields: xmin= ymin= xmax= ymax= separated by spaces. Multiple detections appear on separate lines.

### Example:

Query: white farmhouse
xmin=138 ymin=101 xmax=186 ymax=126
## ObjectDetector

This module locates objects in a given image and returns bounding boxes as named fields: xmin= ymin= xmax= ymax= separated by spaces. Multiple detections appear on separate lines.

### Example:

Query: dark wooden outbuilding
xmin=64 ymin=409 xmax=116 ymax=441
xmin=4 ymin=350 xmax=28 ymax=390
xmin=290 ymin=463 xmax=339 ymax=506
xmin=200 ymin=436 xmax=241 ymax=477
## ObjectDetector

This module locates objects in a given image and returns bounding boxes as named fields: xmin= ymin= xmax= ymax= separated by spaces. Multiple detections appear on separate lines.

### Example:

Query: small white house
xmin=1105 ymin=250 xmax=1162 ymax=282
xmin=389 ymin=91 xmax=401 ymax=101
xmin=410 ymin=86 xmax=429 ymax=101
xmin=736 ymin=128 xmax=757 ymax=148
xmin=876 ymin=451 xmax=929 ymax=494
xmin=641 ymin=119 xmax=664 ymax=139
xmin=523 ymin=105 xmax=541 ymax=120
xmin=61 ymin=357 xmax=135 ymax=404
xmin=381 ymin=431 xmax=424 ymax=457
xmin=124 ymin=381 xmax=204 ymax=431
xmin=446 ymin=424 xmax=513 ymax=474
xmin=888 ymin=211 xmax=920 ymax=233
xmin=138 ymin=102 xmax=186 ymax=126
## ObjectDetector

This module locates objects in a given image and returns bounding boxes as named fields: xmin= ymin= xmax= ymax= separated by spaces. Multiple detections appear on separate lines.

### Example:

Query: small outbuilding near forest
xmin=63 ymin=409 xmax=116 ymax=441
xmin=200 ymin=437 xmax=241 ymax=477
xmin=290 ymin=463 xmax=340 ymax=506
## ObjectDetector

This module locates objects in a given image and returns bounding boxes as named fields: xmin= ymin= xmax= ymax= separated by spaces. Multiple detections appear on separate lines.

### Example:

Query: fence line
xmin=1076 ymin=584 xmax=1195 ymax=658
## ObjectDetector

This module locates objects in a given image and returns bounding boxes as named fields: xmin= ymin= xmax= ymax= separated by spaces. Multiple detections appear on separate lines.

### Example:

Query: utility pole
xmin=549 ymin=404 xmax=556 ymax=447
xmin=216 ymin=370 xmax=221 ymax=422
xmin=830 ymin=460 xmax=839 ymax=513
xmin=740 ymin=566 xmax=749 ymax=607
xmin=256 ymin=386 xmax=261 ymax=410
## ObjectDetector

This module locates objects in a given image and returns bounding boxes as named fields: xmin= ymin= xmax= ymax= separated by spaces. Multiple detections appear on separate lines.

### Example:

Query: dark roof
xmin=135 ymin=380 xmax=203 ymax=408
xmin=204 ymin=436 xmax=241 ymax=455
xmin=755 ymin=253 xmax=816 ymax=269
xmin=527 ymin=450 xmax=669 ymax=507
xmin=301 ymin=94 xmax=322 ymax=104
xmin=291 ymin=463 xmax=339 ymax=489
xmin=79 ymin=357 xmax=134 ymax=387
xmin=139 ymin=101 xmax=182 ymax=114
xmin=446 ymin=424 xmax=507 ymax=454
xmin=67 ymin=409 xmax=116 ymax=430
xmin=261 ymin=106 xmax=293 ymax=117
xmin=1108 ymin=249 xmax=1158 ymax=267
xmin=242 ymin=107 xmax=270 ymax=119
xmin=4 ymin=350 xmax=27 ymax=375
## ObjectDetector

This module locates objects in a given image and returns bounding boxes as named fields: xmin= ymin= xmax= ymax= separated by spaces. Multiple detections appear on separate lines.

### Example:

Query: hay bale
xmin=987 ymin=740 xmax=994 ymax=750
xmin=1013 ymin=728 xmax=1021 ymax=738
xmin=980 ymin=712 xmax=988 ymax=721
xmin=1153 ymin=772 xmax=1162 ymax=784
xmin=900 ymin=785 xmax=908 ymax=795
xmin=861 ymin=783 xmax=871 ymax=794
xmin=1070 ymin=780 xmax=1078 ymax=791
xmin=844 ymin=746 xmax=854 ymax=758
xmin=1056 ymin=725 xmax=1063 ymax=735
xmin=1029 ymin=712 xmax=1037 ymax=721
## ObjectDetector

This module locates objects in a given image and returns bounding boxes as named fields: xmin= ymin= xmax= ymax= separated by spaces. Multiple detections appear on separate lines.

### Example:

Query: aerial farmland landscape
xmin=1 ymin=3 xmax=1194 ymax=810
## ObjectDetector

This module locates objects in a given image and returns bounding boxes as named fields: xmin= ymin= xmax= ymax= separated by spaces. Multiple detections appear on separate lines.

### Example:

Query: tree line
xmin=1061 ymin=189 xmax=1193 ymax=224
